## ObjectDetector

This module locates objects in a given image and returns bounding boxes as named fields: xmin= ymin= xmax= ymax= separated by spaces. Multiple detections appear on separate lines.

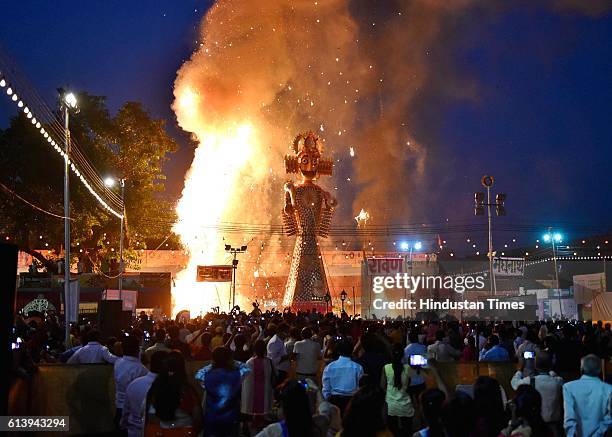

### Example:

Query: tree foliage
xmin=0 ymin=93 xmax=180 ymax=272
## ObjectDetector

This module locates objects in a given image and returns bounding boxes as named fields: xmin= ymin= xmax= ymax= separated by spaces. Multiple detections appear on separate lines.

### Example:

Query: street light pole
xmin=544 ymin=229 xmax=563 ymax=319
xmin=118 ymin=178 xmax=125 ymax=301
xmin=486 ymin=185 xmax=495 ymax=295
xmin=63 ymin=100 xmax=71 ymax=347
xmin=224 ymin=244 xmax=247 ymax=311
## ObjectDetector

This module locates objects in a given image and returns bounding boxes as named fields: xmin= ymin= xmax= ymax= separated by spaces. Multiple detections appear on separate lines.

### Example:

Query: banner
xmin=196 ymin=265 xmax=233 ymax=282
xmin=574 ymin=273 xmax=606 ymax=305
xmin=103 ymin=289 xmax=138 ymax=311
xmin=493 ymin=257 xmax=524 ymax=276
xmin=366 ymin=257 xmax=405 ymax=276
xmin=326 ymin=251 xmax=363 ymax=267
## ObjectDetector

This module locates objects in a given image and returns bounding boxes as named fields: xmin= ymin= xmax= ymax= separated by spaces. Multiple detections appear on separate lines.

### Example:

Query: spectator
xmin=285 ymin=327 xmax=301 ymax=355
xmin=167 ymin=325 xmax=191 ymax=358
xmin=427 ymin=331 xmax=460 ymax=362
xmin=510 ymin=351 xmax=563 ymax=432
xmin=516 ymin=330 xmax=539 ymax=360
xmin=113 ymin=335 xmax=148 ymax=428
xmin=441 ymin=391 xmax=476 ymax=437
xmin=472 ymin=376 xmax=506 ymax=437
xmin=414 ymin=388 xmax=446 ymax=437
xmin=479 ymin=335 xmax=510 ymax=362
xmin=340 ymin=386 xmax=391 ymax=437
xmin=403 ymin=330 xmax=427 ymax=400
xmin=256 ymin=379 xmax=333 ymax=437
xmin=322 ymin=340 xmax=363 ymax=416
xmin=146 ymin=351 xmax=202 ymax=435
xmin=143 ymin=328 xmax=170 ymax=363
xmin=121 ymin=350 xmax=168 ymax=437
xmin=563 ymin=354 xmax=612 ymax=437
xmin=354 ymin=332 xmax=389 ymax=388
xmin=195 ymin=346 xmax=250 ymax=436
xmin=293 ymin=327 xmax=322 ymax=380
xmin=192 ymin=331 xmax=213 ymax=361
xmin=460 ymin=335 xmax=477 ymax=362
xmin=210 ymin=326 xmax=225 ymax=350
xmin=67 ymin=330 xmax=117 ymax=364
xmin=381 ymin=344 xmax=415 ymax=436
xmin=267 ymin=323 xmax=290 ymax=383
xmin=500 ymin=385 xmax=552 ymax=437
xmin=242 ymin=340 xmax=276 ymax=432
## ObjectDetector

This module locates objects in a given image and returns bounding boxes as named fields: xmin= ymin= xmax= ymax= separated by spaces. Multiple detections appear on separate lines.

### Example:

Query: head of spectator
xmin=276 ymin=323 xmax=289 ymax=340
xmin=148 ymin=351 xmax=188 ymax=421
xmin=87 ymin=329 xmax=101 ymax=343
xmin=580 ymin=353 xmax=601 ymax=377
xmin=289 ymin=326 xmax=301 ymax=341
xmin=525 ymin=330 xmax=538 ymax=345
xmin=149 ymin=350 xmax=168 ymax=374
xmin=253 ymin=339 xmax=266 ymax=358
xmin=122 ymin=335 xmax=140 ymax=358
xmin=200 ymin=332 xmax=212 ymax=348
xmin=213 ymin=326 xmax=224 ymax=338
xmin=442 ymin=391 xmax=475 ymax=437
xmin=233 ymin=333 xmax=246 ymax=349
xmin=154 ymin=328 xmax=166 ymax=344
xmin=420 ymin=388 xmax=446 ymax=436
xmin=168 ymin=326 xmax=181 ymax=341
xmin=534 ymin=350 xmax=552 ymax=373
xmin=211 ymin=346 xmax=233 ymax=369
xmin=510 ymin=385 xmax=547 ymax=435
xmin=474 ymin=376 xmax=506 ymax=435
xmin=408 ymin=330 xmax=419 ymax=344
xmin=301 ymin=327 xmax=313 ymax=340
xmin=435 ymin=330 xmax=445 ymax=343
xmin=341 ymin=386 xmax=387 ymax=437
xmin=278 ymin=380 xmax=315 ymax=437
xmin=487 ymin=334 xmax=499 ymax=348
xmin=336 ymin=339 xmax=353 ymax=358
xmin=466 ymin=335 xmax=476 ymax=350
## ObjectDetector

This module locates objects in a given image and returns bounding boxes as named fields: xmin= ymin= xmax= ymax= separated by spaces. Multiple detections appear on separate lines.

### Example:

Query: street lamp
xmin=543 ymin=229 xmax=563 ymax=319
xmin=340 ymin=289 xmax=347 ymax=314
xmin=400 ymin=241 xmax=422 ymax=319
xmin=224 ymin=244 xmax=247 ymax=310
xmin=105 ymin=177 xmax=126 ymax=300
xmin=58 ymin=89 xmax=78 ymax=347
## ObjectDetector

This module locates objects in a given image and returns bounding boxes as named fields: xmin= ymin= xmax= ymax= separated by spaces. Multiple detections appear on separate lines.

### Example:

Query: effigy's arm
xmin=318 ymin=188 xmax=336 ymax=238
xmin=282 ymin=181 xmax=297 ymax=236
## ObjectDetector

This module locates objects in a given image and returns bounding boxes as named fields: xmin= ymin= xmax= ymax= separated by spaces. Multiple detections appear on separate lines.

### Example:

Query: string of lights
xmin=0 ymin=48 xmax=124 ymax=218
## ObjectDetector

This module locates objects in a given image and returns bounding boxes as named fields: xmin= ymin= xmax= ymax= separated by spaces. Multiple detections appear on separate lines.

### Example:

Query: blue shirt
xmin=322 ymin=356 xmax=363 ymax=399
xmin=479 ymin=345 xmax=509 ymax=362
xmin=563 ymin=375 xmax=612 ymax=437
xmin=195 ymin=361 xmax=250 ymax=425
xmin=403 ymin=343 xmax=427 ymax=386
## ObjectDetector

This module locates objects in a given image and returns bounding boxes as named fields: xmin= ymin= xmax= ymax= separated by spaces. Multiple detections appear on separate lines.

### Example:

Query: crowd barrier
xmin=9 ymin=361 xmax=576 ymax=436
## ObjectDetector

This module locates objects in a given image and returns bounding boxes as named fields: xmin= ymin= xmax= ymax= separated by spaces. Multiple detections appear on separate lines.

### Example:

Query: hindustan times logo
xmin=372 ymin=273 xmax=486 ymax=294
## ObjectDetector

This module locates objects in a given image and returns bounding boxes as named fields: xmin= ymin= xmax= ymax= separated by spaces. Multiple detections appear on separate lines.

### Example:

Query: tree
xmin=0 ymin=93 xmax=180 ymax=273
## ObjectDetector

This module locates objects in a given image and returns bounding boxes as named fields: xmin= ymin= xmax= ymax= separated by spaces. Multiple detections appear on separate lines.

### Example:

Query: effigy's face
xmin=298 ymin=150 xmax=319 ymax=181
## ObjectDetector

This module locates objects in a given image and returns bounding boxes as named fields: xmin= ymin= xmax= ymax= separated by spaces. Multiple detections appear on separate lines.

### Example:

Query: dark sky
xmin=0 ymin=1 xmax=610 ymax=252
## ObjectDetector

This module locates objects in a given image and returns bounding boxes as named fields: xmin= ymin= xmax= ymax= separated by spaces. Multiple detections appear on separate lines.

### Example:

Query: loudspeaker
xmin=98 ymin=300 xmax=123 ymax=340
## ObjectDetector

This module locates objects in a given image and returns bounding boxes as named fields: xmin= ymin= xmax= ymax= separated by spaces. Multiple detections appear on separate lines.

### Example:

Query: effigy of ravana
xmin=282 ymin=132 xmax=337 ymax=311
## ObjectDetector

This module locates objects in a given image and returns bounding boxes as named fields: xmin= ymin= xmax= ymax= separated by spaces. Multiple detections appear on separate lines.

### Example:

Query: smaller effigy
xmin=282 ymin=132 xmax=337 ymax=311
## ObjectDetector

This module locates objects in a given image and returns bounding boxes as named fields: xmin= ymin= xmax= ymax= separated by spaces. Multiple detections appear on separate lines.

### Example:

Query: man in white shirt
xmin=67 ymin=330 xmax=117 ymax=364
xmin=114 ymin=335 xmax=148 ymax=429
xmin=121 ymin=350 xmax=168 ymax=437
xmin=293 ymin=327 xmax=322 ymax=379
xmin=267 ymin=324 xmax=290 ymax=382
xmin=322 ymin=340 xmax=363 ymax=416
xmin=427 ymin=331 xmax=460 ymax=362
xmin=563 ymin=354 xmax=612 ymax=437
xmin=143 ymin=328 xmax=170 ymax=363
xmin=511 ymin=351 xmax=563 ymax=427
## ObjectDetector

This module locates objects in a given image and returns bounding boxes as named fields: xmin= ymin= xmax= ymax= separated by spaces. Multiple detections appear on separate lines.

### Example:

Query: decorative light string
xmin=0 ymin=74 xmax=123 ymax=219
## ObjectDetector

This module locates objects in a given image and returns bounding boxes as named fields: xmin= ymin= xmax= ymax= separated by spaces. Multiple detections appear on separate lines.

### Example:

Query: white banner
xmin=67 ymin=280 xmax=80 ymax=323
xmin=103 ymin=289 xmax=138 ymax=312
xmin=493 ymin=257 xmax=524 ymax=276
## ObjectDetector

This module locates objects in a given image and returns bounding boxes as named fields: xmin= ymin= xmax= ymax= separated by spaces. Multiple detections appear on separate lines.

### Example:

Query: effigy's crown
xmin=285 ymin=131 xmax=333 ymax=176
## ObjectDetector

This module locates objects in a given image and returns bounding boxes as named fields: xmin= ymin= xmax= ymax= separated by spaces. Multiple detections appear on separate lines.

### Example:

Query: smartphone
xmin=11 ymin=337 xmax=23 ymax=350
xmin=523 ymin=351 xmax=535 ymax=359
xmin=409 ymin=354 xmax=428 ymax=366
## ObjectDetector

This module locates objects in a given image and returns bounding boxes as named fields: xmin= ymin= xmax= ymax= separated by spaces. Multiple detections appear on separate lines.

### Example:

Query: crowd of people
xmin=10 ymin=306 xmax=612 ymax=437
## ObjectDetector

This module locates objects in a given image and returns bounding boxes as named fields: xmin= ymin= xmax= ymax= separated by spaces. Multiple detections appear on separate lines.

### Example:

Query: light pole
xmin=104 ymin=177 xmax=126 ymax=300
xmin=340 ymin=289 xmax=347 ymax=314
xmin=400 ymin=241 xmax=422 ymax=319
xmin=543 ymin=230 xmax=563 ymax=319
xmin=224 ymin=244 xmax=247 ymax=310
xmin=475 ymin=175 xmax=506 ymax=295
xmin=60 ymin=89 xmax=77 ymax=346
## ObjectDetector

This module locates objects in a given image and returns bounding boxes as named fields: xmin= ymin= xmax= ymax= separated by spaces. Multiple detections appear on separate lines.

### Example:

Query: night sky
xmin=1 ymin=1 xmax=610 ymax=252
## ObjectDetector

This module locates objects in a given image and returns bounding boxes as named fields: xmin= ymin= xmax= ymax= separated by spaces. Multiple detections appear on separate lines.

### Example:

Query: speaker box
xmin=98 ymin=300 xmax=123 ymax=340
